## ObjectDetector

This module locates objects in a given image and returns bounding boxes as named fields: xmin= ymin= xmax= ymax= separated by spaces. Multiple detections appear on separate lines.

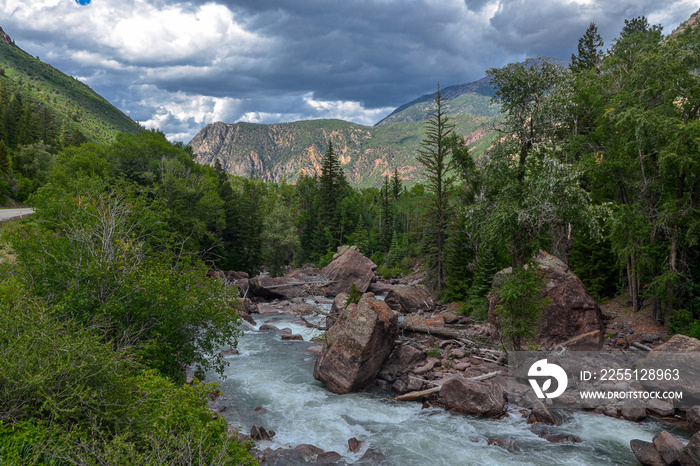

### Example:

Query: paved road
xmin=0 ymin=208 xmax=34 ymax=221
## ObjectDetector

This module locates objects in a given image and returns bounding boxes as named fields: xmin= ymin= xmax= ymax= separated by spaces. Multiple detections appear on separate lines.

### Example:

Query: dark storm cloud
xmin=1 ymin=0 xmax=697 ymax=141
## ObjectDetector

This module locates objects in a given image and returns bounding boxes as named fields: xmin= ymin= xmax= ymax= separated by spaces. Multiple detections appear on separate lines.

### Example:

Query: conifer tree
xmin=380 ymin=175 xmax=393 ymax=251
xmin=571 ymin=23 xmax=604 ymax=72
xmin=0 ymin=140 xmax=8 ymax=175
xmin=418 ymin=84 xmax=455 ymax=295
xmin=319 ymin=140 xmax=347 ymax=250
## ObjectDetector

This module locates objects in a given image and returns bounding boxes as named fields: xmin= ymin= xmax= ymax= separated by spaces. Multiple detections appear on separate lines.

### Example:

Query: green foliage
xmin=427 ymin=344 xmax=441 ymax=358
xmin=493 ymin=265 xmax=551 ymax=350
xmin=345 ymin=283 xmax=362 ymax=307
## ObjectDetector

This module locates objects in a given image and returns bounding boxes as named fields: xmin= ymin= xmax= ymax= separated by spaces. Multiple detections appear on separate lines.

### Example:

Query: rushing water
xmin=209 ymin=312 xmax=683 ymax=465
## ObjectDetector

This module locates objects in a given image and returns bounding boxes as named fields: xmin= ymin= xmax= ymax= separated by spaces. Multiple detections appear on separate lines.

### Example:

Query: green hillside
xmin=189 ymin=113 xmax=498 ymax=188
xmin=0 ymin=27 xmax=141 ymax=144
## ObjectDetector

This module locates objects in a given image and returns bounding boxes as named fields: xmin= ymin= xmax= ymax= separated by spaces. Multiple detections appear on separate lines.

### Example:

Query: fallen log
xmin=399 ymin=323 xmax=475 ymax=342
xmin=388 ymin=371 xmax=502 ymax=402
xmin=262 ymin=280 xmax=334 ymax=289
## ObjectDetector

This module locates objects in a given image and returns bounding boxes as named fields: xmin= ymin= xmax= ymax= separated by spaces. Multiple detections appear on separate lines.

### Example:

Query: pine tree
xmin=391 ymin=167 xmax=403 ymax=200
xmin=318 ymin=140 xmax=347 ymax=250
xmin=417 ymin=84 xmax=455 ymax=295
xmin=0 ymin=140 xmax=8 ymax=175
xmin=570 ymin=23 xmax=604 ymax=72
xmin=380 ymin=175 xmax=393 ymax=251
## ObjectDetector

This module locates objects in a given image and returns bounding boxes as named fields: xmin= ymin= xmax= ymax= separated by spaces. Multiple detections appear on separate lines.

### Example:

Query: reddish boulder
xmin=438 ymin=377 xmax=505 ymax=418
xmin=385 ymin=284 xmax=434 ymax=314
xmin=679 ymin=431 xmax=700 ymax=465
xmin=313 ymin=295 xmax=398 ymax=394
xmin=630 ymin=439 xmax=666 ymax=466
xmin=488 ymin=251 xmax=604 ymax=349
xmin=639 ymin=335 xmax=700 ymax=406
xmin=687 ymin=406 xmax=700 ymax=434
xmin=652 ymin=431 xmax=685 ymax=465
xmin=321 ymin=246 xmax=377 ymax=296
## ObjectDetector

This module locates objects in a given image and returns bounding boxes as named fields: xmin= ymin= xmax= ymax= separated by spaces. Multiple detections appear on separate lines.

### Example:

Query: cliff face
xmin=189 ymin=115 xmax=496 ymax=187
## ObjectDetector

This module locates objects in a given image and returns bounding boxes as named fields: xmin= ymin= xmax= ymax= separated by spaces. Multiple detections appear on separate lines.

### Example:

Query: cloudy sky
xmin=1 ymin=0 xmax=698 ymax=142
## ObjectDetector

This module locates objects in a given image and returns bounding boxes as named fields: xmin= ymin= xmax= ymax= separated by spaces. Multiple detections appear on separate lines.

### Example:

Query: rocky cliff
xmin=189 ymin=114 xmax=496 ymax=187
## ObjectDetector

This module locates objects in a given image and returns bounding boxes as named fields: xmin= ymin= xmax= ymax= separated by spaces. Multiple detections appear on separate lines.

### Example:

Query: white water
xmin=210 ymin=313 xmax=685 ymax=465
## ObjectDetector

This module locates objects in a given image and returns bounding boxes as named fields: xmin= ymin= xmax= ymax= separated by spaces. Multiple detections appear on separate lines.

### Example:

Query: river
xmin=209 ymin=312 xmax=683 ymax=465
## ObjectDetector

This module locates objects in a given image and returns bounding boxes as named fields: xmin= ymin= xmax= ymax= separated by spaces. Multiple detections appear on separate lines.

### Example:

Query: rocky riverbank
xmin=208 ymin=246 xmax=699 ymax=464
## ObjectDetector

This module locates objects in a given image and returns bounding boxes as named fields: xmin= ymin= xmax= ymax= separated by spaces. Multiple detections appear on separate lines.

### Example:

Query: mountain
xmin=375 ymin=76 xmax=499 ymax=126
xmin=190 ymin=113 xmax=497 ymax=188
xmin=189 ymin=59 xmax=579 ymax=187
xmin=0 ymin=26 xmax=141 ymax=144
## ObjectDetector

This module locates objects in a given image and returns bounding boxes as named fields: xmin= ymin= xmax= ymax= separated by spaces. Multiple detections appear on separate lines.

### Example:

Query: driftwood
xmin=261 ymin=280 xmax=334 ymax=289
xmin=388 ymin=371 xmax=502 ymax=402
xmin=632 ymin=341 xmax=653 ymax=352
xmin=399 ymin=323 xmax=475 ymax=343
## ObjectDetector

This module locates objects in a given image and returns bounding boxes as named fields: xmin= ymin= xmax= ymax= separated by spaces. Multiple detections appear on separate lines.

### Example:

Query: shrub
xmin=493 ymin=265 xmax=551 ymax=350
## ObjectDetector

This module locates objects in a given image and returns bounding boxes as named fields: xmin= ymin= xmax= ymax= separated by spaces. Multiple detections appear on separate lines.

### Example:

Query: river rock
xmin=630 ymin=439 xmax=666 ymax=466
xmin=385 ymin=284 xmax=434 ymax=313
xmin=688 ymin=406 xmax=700 ymax=434
xmin=281 ymin=333 xmax=304 ymax=341
xmin=679 ymin=431 xmax=700 ymax=465
xmin=639 ymin=335 xmax=700 ymax=406
xmin=537 ymin=430 xmax=582 ymax=444
xmin=653 ymin=431 xmax=685 ymax=465
xmin=527 ymin=400 xmax=558 ymax=425
xmin=368 ymin=281 xmax=393 ymax=296
xmin=259 ymin=322 xmax=279 ymax=332
xmin=262 ymin=444 xmax=342 ymax=465
xmin=390 ymin=344 xmax=426 ymax=367
xmin=313 ymin=294 xmax=399 ymax=394
xmin=487 ymin=438 xmax=521 ymax=452
xmin=250 ymin=424 xmax=273 ymax=441
xmin=646 ymin=399 xmax=674 ymax=418
xmin=438 ymin=377 xmax=505 ymax=418
xmin=488 ymin=250 xmax=604 ymax=349
xmin=622 ymin=399 xmax=647 ymax=422
xmin=348 ymin=437 xmax=363 ymax=453
xmin=321 ymin=245 xmax=377 ymax=296
xmin=307 ymin=345 xmax=323 ymax=357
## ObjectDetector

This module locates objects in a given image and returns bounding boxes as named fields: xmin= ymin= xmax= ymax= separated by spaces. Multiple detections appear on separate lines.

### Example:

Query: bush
xmin=493 ymin=265 xmax=551 ymax=350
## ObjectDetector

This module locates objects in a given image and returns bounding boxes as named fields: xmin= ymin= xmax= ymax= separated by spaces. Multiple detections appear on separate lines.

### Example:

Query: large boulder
xmin=488 ymin=250 xmax=604 ymax=349
xmin=679 ymin=431 xmax=700 ymax=465
xmin=385 ymin=284 xmax=434 ymax=314
xmin=321 ymin=246 xmax=377 ymax=297
xmin=438 ymin=377 xmax=505 ymax=418
xmin=630 ymin=440 xmax=666 ymax=466
xmin=688 ymin=406 xmax=700 ymax=435
xmin=313 ymin=294 xmax=399 ymax=394
xmin=639 ymin=335 xmax=700 ymax=406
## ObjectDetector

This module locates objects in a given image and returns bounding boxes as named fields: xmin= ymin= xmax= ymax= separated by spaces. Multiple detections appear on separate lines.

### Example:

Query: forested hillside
xmin=0 ymin=26 xmax=142 ymax=204
xmin=189 ymin=113 xmax=496 ymax=187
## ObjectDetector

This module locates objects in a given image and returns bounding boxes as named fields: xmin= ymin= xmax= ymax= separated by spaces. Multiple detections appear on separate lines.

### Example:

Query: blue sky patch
xmin=76 ymin=0 xmax=91 ymax=5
